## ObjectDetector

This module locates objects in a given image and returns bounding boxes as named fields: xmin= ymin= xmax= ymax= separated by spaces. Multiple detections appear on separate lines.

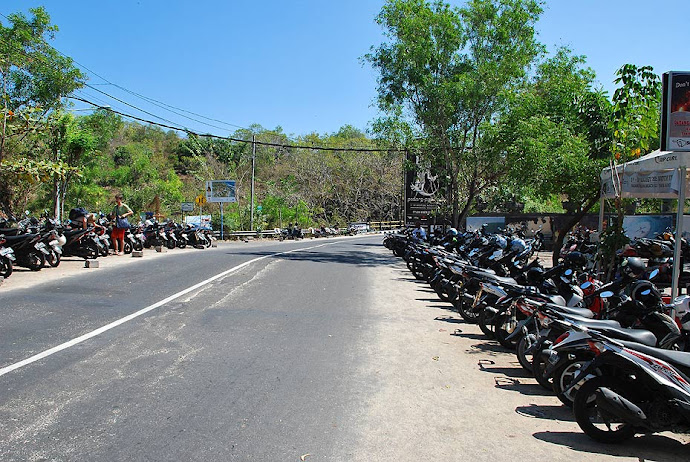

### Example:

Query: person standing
xmin=412 ymin=221 xmax=427 ymax=241
xmin=112 ymin=194 xmax=133 ymax=255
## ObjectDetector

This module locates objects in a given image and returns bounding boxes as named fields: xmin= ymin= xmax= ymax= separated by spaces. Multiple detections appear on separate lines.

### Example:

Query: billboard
xmin=662 ymin=71 xmax=690 ymax=151
xmin=404 ymin=152 xmax=445 ymax=226
xmin=622 ymin=215 xmax=674 ymax=240
xmin=185 ymin=215 xmax=212 ymax=230
xmin=205 ymin=180 xmax=236 ymax=203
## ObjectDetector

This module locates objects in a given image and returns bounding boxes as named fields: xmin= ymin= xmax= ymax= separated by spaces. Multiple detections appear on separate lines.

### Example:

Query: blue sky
xmin=1 ymin=1 xmax=681 ymax=138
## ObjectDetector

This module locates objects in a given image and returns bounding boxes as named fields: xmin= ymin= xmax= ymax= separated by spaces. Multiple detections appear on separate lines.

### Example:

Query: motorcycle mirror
xmin=514 ymin=260 xmax=520 ymax=267
xmin=600 ymin=290 xmax=615 ymax=298
xmin=648 ymin=268 xmax=660 ymax=280
xmin=640 ymin=289 xmax=652 ymax=296
xmin=580 ymin=281 xmax=592 ymax=290
xmin=564 ymin=268 xmax=573 ymax=276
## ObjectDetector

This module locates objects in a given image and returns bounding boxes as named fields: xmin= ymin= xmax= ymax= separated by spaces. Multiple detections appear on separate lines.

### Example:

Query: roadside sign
xmin=195 ymin=194 xmax=207 ymax=206
xmin=206 ymin=180 xmax=237 ymax=203
xmin=257 ymin=205 xmax=262 ymax=212
xmin=181 ymin=202 xmax=194 ymax=212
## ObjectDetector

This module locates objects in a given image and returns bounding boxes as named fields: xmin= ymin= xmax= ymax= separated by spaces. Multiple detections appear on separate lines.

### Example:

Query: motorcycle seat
xmin=592 ymin=326 xmax=658 ymax=347
xmin=545 ymin=304 xmax=595 ymax=319
xmin=619 ymin=341 xmax=690 ymax=376
xmin=473 ymin=272 xmax=516 ymax=285
xmin=3 ymin=233 xmax=38 ymax=243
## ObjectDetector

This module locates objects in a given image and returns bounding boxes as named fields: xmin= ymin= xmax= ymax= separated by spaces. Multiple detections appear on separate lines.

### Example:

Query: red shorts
xmin=111 ymin=227 xmax=126 ymax=240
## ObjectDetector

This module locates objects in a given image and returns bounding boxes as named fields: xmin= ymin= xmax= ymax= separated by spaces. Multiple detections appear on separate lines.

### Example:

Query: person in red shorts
xmin=112 ymin=194 xmax=133 ymax=255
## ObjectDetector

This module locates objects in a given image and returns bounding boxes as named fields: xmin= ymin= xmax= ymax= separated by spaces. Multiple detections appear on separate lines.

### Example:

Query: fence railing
xmin=369 ymin=221 xmax=403 ymax=231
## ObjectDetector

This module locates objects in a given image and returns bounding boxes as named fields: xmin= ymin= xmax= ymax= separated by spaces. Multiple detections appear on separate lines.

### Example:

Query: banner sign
xmin=404 ymin=152 xmax=445 ymax=226
xmin=466 ymin=216 xmax=505 ymax=233
xmin=184 ymin=215 xmax=212 ymax=230
xmin=601 ymin=170 xmax=682 ymax=199
xmin=206 ymin=180 xmax=236 ymax=203
xmin=662 ymin=71 xmax=690 ymax=151
xmin=622 ymin=215 xmax=674 ymax=240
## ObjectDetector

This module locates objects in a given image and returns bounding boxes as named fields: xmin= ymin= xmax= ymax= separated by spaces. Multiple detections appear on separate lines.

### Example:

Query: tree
xmin=0 ymin=7 xmax=85 ymax=214
xmin=484 ymin=48 xmax=612 ymax=263
xmin=366 ymin=0 xmax=543 ymax=227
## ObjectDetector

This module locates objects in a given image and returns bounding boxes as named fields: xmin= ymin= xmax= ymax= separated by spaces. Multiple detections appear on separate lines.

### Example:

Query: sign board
xmin=256 ymin=205 xmax=262 ymax=212
xmin=466 ymin=216 xmax=505 ymax=233
xmin=184 ymin=215 xmax=212 ymax=230
xmin=195 ymin=194 xmax=207 ymax=206
xmin=206 ymin=180 xmax=236 ymax=203
xmin=181 ymin=202 xmax=194 ymax=212
xmin=600 ymin=169 xmax=688 ymax=199
xmin=662 ymin=71 xmax=690 ymax=151
xmin=622 ymin=215 xmax=674 ymax=240
xmin=404 ymin=152 xmax=445 ymax=226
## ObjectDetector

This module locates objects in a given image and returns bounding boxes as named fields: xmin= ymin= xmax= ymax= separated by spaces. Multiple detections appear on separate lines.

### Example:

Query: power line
xmin=70 ymin=96 xmax=404 ymax=153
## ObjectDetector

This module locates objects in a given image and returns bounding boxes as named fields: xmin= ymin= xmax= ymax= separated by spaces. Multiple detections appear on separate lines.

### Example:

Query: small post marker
xmin=132 ymin=250 xmax=144 ymax=257
xmin=155 ymin=246 xmax=166 ymax=253
xmin=211 ymin=241 xmax=218 ymax=248
xmin=85 ymin=260 xmax=100 ymax=268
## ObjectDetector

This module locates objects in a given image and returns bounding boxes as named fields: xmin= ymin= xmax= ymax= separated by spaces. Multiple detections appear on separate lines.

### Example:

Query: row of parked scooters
xmin=384 ymin=228 xmax=690 ymax=444
xmin=0 ymin=212 xmax=216 ymax=279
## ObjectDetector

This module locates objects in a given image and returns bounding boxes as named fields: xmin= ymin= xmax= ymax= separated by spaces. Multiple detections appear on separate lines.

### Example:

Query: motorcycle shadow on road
xmin=532 ymin=430 xmax=689 ymax=461
xmin=515 ymin=403 xmax=575 ymax=422
xmin=233 ymin=248 xmax=397 ymax=268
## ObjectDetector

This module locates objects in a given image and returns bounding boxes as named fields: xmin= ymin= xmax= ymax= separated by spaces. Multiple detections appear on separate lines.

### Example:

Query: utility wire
xmin=70 ymin=96 xmax=403 ymax=153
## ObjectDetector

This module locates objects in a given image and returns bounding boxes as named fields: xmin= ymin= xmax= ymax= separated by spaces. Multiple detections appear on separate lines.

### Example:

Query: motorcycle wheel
xmin=408 ymin=262 xmax=426 ymax=281
xmin=85 ymin=241 xmax=99 ymax=260
xmin=573 ymin=376 xmax=636 ymax=443
xmin=166 ymin=239 xmax=176 ymax=250
xmin=205 ymin=237 xmax=212 ymax=248
xmin=516 ymin=334 xmax=536 ymax=373
xmin=433 ymin=280 xmax=456 ymax=303
xmin=494 ymin=314 xmax=518 ymax=350
xmin=177 ymin=240 xmax=187 ymax=249
xmin=0 ymin=256 xmax=13 ymax=278
xmin=45 ymin=250 xmax=61 ymax=268
xmin=552 ymin=359 xmax=590 ymax=408
xmin=455 ymin=297 xmax=480 ymax=323
xmin=477 ymin=308 xmax=496 ymax=339
xmin=26 ymin=251 xmax=45 ymax=271
xmin=531 ymin=351 xmax=554 ymax=390
xmin=124 ymin=241 xmax=133 ymax=254
xmin=99 ymin=242 xmax=109 ymax=257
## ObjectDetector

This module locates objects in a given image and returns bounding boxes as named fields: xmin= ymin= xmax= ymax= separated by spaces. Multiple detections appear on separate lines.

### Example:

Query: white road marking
xmin=0 ymin=241 xmax=342 ymax=378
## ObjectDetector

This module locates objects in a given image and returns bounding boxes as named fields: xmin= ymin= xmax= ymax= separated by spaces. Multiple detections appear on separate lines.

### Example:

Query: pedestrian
xmin=112 ymin=194 xmax=133 ymax=255
xmin=411 ymin=220 xmax=427 ymax=241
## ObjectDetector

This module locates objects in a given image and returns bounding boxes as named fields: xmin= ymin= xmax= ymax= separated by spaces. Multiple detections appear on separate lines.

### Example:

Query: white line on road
xmin=0 ymin=241 xmax=341 ymax=378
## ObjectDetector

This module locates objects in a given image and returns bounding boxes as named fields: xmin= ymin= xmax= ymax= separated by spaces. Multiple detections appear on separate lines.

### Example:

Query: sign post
xmin=195 ymin=194 xmax=207 ymax=221
xmin=205 ymin=180 xmax=236 ymax=237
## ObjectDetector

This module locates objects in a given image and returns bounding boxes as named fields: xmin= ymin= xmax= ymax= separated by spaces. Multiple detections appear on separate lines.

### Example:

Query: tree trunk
xmin=551 ymin=193 xmax=600 ymax=266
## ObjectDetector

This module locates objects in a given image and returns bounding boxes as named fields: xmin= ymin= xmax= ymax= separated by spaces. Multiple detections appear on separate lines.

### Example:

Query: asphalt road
xmin=0 ymin=236 xmax=385 ymax=461
xmin=1 ymin=236 xmax=688 ymax=461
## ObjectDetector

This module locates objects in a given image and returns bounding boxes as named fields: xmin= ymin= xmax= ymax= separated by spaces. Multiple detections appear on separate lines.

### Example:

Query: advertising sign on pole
xmin=662 ymin=71 xmax=690 ymax=151
xmin=206 ymin=180 xmax=237 ymax=203
xmin=404 ymin=151 xmax=444 ymax=226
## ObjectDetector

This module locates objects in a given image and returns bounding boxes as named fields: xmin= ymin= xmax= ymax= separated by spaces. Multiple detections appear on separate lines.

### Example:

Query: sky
xmin=1 ymin=1 xmax=683 ymax=139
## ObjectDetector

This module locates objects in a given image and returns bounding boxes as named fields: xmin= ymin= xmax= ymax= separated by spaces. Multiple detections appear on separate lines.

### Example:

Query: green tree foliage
xmin=366 ymin=0 xmax=543 ymax=227
xmin=0 ymin=7 xmax=85 ymax=214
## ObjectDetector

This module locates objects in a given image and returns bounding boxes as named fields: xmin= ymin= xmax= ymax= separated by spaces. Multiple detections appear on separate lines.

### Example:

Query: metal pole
xmin=672 ymin=166 xmax=686 ymax=298
xmin=250 ymin=135 xmax=256 ymax=231
xmin=220 ymin=202 xmax=224 ymax=240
